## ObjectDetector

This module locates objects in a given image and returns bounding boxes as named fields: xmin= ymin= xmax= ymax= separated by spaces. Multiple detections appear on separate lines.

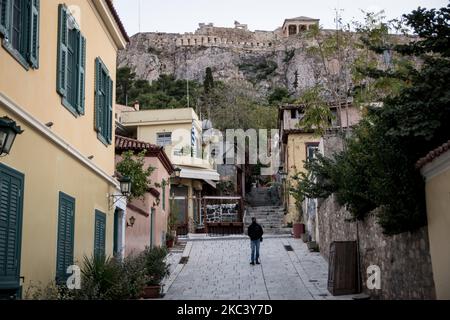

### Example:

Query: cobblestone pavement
xmin=163 ymin=237 xmax=353 ymax=300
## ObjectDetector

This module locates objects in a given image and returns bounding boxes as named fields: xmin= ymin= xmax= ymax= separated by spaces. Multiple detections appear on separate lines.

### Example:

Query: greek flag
xmin=191 ymin=125 xmax=196 ymax=157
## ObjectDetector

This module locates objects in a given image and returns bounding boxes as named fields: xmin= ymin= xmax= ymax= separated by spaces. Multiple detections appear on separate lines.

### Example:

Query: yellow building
xmin=119 ymin=107 xmax=220 ymax=234
xmin=279 ymin=103 xmax=361 ymax=241
xmin=0 ymin=0 xmax=128 ymax=297
xmin=418 ymin=141 xmax=450 ymax=299
xmin=279 ymin=105 xmax=320 ymax=225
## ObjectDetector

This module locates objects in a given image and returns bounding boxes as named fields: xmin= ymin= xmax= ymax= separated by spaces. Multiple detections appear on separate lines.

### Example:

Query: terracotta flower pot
xmin=166 ymin=239 xmax=174 ymax=248
xmin=142 ymin=285 xmax=161 ymax=299
xmin=293 ymin=223 xmax=305 ymax=239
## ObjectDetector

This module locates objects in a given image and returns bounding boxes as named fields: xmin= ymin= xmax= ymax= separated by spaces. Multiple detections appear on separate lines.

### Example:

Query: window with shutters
xmin=0 ymin=0 xmax=40 ymax=70
xmin=95 ymin=57 xmax=113 ymax=145
xmin=56 ymin=4 xmax=86 ymax=117
xmin=156 ymin=132 xmax=172 ymax=147
xmin=56 ymin=192 xmax=75 ymax=284
xmin=0 ymin=164 xmax=24 ymax=292
xmin=94 ymin=210 xmax=106 ymax=258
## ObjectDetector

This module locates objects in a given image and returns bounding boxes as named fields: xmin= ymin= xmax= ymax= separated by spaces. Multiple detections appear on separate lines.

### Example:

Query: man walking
xmin=248 ymin=217 xmax=264 ymax=265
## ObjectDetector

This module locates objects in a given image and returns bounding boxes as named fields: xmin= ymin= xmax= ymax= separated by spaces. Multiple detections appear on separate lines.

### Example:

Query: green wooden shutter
xmin=0 ymin=0 xmax=10 ymax=38
xmin=27 ymin=0 xmax=39 ymax=68
xmin=57 ymin=4 xmax=68 ymax=97
xmin=0 ymin=164 xmax=24 ymax=291
xmin=107 ymin=77 xmax=113 ymax=144
xmin=94 ymin=58 xmax=102 ymax=132
xmin=76 ymin=33 xmax=86 ymax=115
xmin=162 ymin=184 xmax=166 ymax=211
xmin=150 ymin=208 xmax=155 ymax=248
xmin=56 ymin=192 xmax=75 ymax=283
xmin=94 ymin=211 xmax=106 ymax=258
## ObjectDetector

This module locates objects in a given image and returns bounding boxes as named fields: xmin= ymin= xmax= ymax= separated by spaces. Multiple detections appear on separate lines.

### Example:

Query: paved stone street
xmin=163 ymin=237 xmax=353 ymax=300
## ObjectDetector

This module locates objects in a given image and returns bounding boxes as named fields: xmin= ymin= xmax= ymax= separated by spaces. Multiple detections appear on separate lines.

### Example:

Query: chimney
xmin=133 ymin=100 xmax=140 ymax=111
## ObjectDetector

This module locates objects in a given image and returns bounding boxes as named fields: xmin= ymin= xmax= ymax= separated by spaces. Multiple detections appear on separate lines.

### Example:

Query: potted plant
xmin=141 ymin=247 xmax=169 ymax=299
xmin=166 ymin=232 xmax=175 ymax=248
xmin=302 ymin=232 xmax=309 ymax=243
xmin=168 ymin=199 xmax=178 ymax=241
xmin=292 ymin=206 xmax=305 ymax=239
xmin=289 ymin=174 xmax=306 ymax=239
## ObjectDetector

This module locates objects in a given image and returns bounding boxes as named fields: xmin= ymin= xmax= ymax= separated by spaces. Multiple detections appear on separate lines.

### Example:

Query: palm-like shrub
xmin=75 ymin=255 xmax=126 ymax=300
xmin=142 ymin=247 xmax=169 ymax=286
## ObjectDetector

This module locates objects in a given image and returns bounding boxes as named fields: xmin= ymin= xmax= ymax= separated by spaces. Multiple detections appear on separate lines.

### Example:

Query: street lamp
xmin=171 ymin=167 xmax=182 ymax=185
xmin=173 ymin=167 xmax=181 ymax=178
xmin=0 ymin=116 xmax=24 ymax=156
xmin=119 ymin=176 xmax=132 ymax=197
xmin=108 ymin=176 xmax=132 ymax=209
xmin=278 ymin=166 xmax=288 ymax=181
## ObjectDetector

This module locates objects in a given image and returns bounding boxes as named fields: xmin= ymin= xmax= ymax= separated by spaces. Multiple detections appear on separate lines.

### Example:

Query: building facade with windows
xmin=0 ymin=0 xmax=128 ymax=297
xmin=278 ymin=103 xmax=361 ymax=231
xmin=115 ymin=135 xmax=173 ymax=254
xmin=119 ymin=107 xmax=220 ymax=234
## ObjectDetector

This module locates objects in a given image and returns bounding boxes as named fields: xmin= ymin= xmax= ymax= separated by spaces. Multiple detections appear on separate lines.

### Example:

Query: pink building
xmin=115 ymin=135 xmax=174 ymax=256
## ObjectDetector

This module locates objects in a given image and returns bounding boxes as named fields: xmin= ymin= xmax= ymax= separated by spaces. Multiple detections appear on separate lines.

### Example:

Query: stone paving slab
xmin=163 ymin=237 xmax=354 ymax=300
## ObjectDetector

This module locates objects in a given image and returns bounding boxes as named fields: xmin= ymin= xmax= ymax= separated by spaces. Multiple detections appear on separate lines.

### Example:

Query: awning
xmin=204 ymin=180 xmax=217 ymax=188
xmin=179 ymin=166 xmax=220 ymax=182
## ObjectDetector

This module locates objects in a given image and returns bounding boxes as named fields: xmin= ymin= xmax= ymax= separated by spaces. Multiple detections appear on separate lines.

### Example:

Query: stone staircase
xmin=246 ymin=186 xmax=282 ymax=207
xmin=245 ymin=187 xmax=290 ymax=235
xmin=245 ymin=206 xmax=290 ymax=235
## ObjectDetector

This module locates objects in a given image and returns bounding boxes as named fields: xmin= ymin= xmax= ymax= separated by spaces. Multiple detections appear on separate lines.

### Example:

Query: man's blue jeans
xmin=251 ymin=239 xmax=261 ymax=263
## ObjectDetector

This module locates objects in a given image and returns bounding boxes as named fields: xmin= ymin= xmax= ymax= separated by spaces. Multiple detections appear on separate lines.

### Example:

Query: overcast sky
xmin=114 ymin=0 xmax=447 ymax=36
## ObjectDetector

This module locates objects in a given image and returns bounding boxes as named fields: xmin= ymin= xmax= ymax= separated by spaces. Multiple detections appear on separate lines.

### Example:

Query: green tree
xmin=116 ymin=150 xmax=155 ymax=200
xmin=268 ymin=87 xmax=291 ymax=105
xmin=116 ymin=67 xmax=136 ymax=105
xmin=293 ymin=3 xmax=450 ymax=235
xmin=203 ymin=67 xmax=214 ymax=93
xmin=296 ymin=85 xmax=334 ymax=137
xmin=293 ymin=70 xmax=299 ymax=91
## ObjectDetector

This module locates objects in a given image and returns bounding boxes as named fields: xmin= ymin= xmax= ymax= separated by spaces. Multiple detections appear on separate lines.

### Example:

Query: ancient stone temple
xmin=282 ymin=16 xmax=320 ymax=37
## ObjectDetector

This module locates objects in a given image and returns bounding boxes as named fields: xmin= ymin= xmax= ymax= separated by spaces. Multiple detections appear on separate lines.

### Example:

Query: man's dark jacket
xmin=248 ymin=222 xmax=264 ymax=241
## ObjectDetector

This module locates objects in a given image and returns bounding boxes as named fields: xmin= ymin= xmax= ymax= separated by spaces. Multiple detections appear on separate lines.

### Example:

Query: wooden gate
xmin=328 ymin=241 xmax=359 ymax=296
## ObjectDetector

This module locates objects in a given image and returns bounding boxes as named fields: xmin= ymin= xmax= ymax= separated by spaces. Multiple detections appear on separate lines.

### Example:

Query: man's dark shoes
xmin=250 ymin=262 xmax=255 ymax=265
xmin=256 ymin=261 xmax=260 ymax=265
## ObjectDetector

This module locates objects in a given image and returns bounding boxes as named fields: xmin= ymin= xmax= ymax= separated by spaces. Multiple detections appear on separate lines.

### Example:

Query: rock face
xmin=118 ymin=22 xmax=323 ymax=95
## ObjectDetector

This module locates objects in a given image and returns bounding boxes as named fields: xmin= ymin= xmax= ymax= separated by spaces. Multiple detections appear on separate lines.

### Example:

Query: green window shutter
xmin=56 ymin=192 xmax=75 ymax=283
xmin=0 ymin=164 xmax=24 ymax=290
xmin=76 ymin=33 xmax=86 ymax=115
xmin=57 ymin=4 xmax=68 ymax=97
xmin=94 ymin=58 xmax=102 ymax=132
xmin=27 ymin=0 xmax=39 ymax=68
xmin=94 ymin=211 xmax=106 ymax=258
xmin=0 ymin=0 xmax=10 ymax=38
xmin=107 ymin=77 xmax=113 ymax=144
xmin=150 ymin=208 xmax=155 ymax=248
xmin=162 ymin=185 xmax=166 ymax=211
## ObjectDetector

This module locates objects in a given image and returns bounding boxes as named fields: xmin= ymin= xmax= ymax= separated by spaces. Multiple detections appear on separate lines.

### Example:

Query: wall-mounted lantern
xmin=171 ymin=167 xmax=182 ymax=185
xmin=0 ymin=116 xmax=24 ymax=156
xmin=127 ymin=215 xmax=136 ymax=228
xmin=119 ymin=176 xmax=132 ymax=197
xmin=278 ymin=166 xmax=288 ymax=181
xmin=173 ymin=167 xmax=181 ymax=178
xmin=108 ymin=176 xmax=132 ymax=209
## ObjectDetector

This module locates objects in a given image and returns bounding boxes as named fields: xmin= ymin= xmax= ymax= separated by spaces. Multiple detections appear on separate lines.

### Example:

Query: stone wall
xmin=317 ymin=133 xmax=436 ymax=299
xmin=318 ymin=195 xmax=436 ymax=299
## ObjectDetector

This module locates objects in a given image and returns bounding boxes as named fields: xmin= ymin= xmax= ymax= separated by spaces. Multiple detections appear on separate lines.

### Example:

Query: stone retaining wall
xmin=318 ymin=194 xmax=436 ymax=299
